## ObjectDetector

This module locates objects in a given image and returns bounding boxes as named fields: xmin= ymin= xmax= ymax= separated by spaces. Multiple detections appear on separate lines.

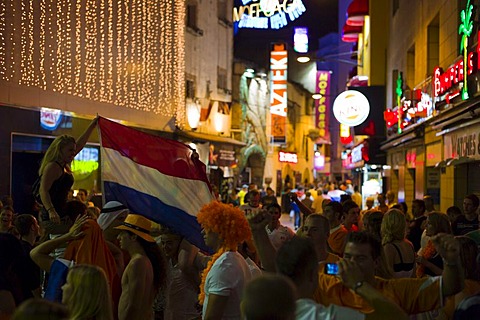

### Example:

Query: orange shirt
xmin=328 ymin=225 xmax=348 ymax=256
xmin=314 ymin=274 xmax=443 ymax=315
xmin=318 ymin=252 xmax=340 ymax=274
xmin=440 ymin=279 xmax=480 ymax=319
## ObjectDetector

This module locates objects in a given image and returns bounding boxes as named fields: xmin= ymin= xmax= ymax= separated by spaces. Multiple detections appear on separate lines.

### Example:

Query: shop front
xmin=437 ymin=119 xmax=480 ymax=209
xmin=343 ymin=139 xmax=385 ymax=208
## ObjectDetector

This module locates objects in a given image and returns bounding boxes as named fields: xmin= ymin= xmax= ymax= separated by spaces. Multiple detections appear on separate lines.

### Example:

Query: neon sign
xmin=72 ymin=147 xmax=99 ymax=175
xmin=271 ymin=43 xmax=287 ymax=143
xmin=433 ymin=31 xmax=479 ymax=101
xmin=279 ymin=151 xmax=298 ymax=163
xmin=40 ymin=108 xmax=63 ymax=131
xmin=294 ymin=27 xmax=308 ymax=53
xmin=459 ymin=0 xmax=474 ymax=100
xmin=233 ymin=0 xmax=306 ymax=30
xmin=315 ymin=71 xmax=331 ymax=139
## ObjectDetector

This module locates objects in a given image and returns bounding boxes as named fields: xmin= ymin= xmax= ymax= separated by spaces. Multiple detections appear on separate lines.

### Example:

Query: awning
xmin=346 ymin=0 xmax=369 ymax=26
xmin=342 ymin=24 xmax=362 ymax=42
xmin=175 ymin=130 xmax=246 ymax=146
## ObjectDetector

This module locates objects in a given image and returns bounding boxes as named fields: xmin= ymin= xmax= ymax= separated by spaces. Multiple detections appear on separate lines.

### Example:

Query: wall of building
xmin=0 ymin=0 xmax=184 ymax=130
xmin=385 ymin=0 xmax=464 ymax=209
xmin=387 ymin=0 xmax=458 ymax=108
xmin=185 ymin=0 xmax=234 ymax=136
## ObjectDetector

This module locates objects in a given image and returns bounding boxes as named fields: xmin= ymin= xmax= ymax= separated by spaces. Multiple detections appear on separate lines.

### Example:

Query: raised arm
xmin=247 ymin=210 xmax=277 ymax=272
xmin=30 ymin=216 xmax=87 ymax=272
xmin=290 ymin=193 xmax=313 ymax=216
xmin=432 ymin=233 xmax=464 ymax=297
xmin=75 ymin=116 xmax=98 ymax=156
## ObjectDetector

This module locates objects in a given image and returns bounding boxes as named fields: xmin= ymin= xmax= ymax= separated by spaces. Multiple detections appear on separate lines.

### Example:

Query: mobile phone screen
xmin=324 ymin=263 xmax=339 ymax=275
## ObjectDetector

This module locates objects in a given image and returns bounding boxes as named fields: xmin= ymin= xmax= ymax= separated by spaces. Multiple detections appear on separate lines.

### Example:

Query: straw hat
xmin=114 ymin=214 xmax=155 ymax=242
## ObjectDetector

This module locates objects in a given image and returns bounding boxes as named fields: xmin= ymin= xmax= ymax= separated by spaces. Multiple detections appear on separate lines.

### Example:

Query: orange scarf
xmin=64 ymin=219 xmax=121 ymax=309
xmin=416 ymin=240 xmax=436 ymax=278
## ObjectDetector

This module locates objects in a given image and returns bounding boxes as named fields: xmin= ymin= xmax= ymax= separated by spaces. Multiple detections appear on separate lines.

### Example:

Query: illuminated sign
xmin=270 ymin=43 xmax=287 ymax=143
xmin=351 ymin=144 xmax=363 ymax=163
xmin=233 ymin=0 xmax=306 ymax=30
xmin=40 ymin=108 xmax=63 ymax=131
xmin=340 ymin=123 xmax=353 ymax=145
xmin=315 ymin=71 xmax=331 ymax=140
xmin=313 ymin=152 xmax=324 ymax=170
xmin=72 ymin=147 xmax=99 ymax=175
xmin=433 ymin=30 xmax=479 ymax=102
xmin=293 ymin=27 xmax=308 ymax=53
xmin=279 ymin=151 xmax=298 ymax=163
xmin=333 ymin=90 xmax=370 ymax=127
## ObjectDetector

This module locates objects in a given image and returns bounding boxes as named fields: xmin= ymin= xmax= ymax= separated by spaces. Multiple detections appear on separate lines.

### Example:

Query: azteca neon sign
xmin=233 ymin=0 xmax=306 ymax=30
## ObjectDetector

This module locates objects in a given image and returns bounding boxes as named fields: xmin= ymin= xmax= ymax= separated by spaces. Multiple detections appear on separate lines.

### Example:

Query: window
xmin=186 ymin=4 xmax=197 ymax=29
xmin=427 ymin=15 xmax=439 ymax=74
xmin=217 ymin=0 xmax=228 ymax=22
xmin=406 ymin=45 xmax=415 ymax=89
xmin=186 ymin=78 xmax=195 ymax=99
xmin=392 ymin=0 xmax=399 ymax=16
xmin=217 ymin=67 xmax=228 ymax=91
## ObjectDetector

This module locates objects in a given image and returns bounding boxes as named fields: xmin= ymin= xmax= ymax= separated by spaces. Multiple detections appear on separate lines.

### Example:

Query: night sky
xmin=234 ymin=0 xmax=339 ymax=69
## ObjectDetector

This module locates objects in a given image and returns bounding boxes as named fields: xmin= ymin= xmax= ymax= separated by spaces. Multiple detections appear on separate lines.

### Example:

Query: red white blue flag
xmin=98 ymin=117 xmax=214 ymax=251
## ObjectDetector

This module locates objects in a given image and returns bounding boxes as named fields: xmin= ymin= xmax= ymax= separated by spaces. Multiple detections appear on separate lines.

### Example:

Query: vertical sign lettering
xmin=270 ymin=43 xmax=287 ymax=143
xmin=315 ymin=70 xmax=330 ymax=140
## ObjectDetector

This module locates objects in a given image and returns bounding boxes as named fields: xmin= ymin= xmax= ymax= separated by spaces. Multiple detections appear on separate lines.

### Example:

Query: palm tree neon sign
xmin=459 ymin=0 xmax=474 ymax=100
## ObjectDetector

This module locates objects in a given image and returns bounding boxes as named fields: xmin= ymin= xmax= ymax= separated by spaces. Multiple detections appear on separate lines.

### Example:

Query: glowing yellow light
xmin=1 ymin=0 xmax=185 ymax=119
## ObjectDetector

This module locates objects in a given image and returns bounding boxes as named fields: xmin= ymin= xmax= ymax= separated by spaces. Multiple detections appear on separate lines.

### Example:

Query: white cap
xmin=97 ymin=201 xmax=129 ymax=230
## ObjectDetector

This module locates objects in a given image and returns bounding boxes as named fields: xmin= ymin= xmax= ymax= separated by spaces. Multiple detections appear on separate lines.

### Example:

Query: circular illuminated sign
xmin=333 ymin=90 xmax=370 ymax=127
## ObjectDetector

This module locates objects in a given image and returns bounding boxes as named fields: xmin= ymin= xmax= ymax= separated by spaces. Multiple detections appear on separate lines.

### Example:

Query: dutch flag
xmin=98 ymin=117 xmax=215 ymax=251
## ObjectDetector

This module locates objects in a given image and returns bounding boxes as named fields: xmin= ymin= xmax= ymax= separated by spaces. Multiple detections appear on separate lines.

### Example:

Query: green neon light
xmin=396 ymin=72 xmax=403 ymax=134
xmin=459 ymin=0 xmax=474 ymax=100
xmin=71 ymin=160 xmax=99 ymax=174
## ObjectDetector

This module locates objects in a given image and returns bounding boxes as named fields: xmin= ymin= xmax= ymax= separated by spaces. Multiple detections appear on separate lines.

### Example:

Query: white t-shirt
xmin=295 ymin=299 xmax=364 ymax=320
xmin=164 ymin=261 xmax=200 ymax=320
xmin=203 ymin=251 xmax=252 ymax=319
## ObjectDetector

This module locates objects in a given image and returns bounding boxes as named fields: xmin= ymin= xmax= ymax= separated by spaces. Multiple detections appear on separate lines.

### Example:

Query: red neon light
xmin=433 ymin=30 xmax=480 ymax=98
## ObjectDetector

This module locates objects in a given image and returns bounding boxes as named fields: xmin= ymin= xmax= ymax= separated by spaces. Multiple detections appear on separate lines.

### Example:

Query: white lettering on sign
xmin=351 ymin=144 xmax=363 ymax=163
xmin=270 ymin=50 xmax=287 ymax=117
xmin=233 ymin=0 xmax=306 ymax=30
xmin=451 ymin=133 xmax=478 ymax=157
xmin=279 ymin=151 xmax=298 ymax=163
xmin=444 ymin=125 xmax=480 ymax=161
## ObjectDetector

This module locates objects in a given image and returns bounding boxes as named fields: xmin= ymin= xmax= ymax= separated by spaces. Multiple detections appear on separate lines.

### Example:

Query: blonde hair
xmin=381 ymin=209 xmax=406 ymax=245
xmin=39 ymin=135 xmax=76 ymax=175
xmin=65 ymin=264 xmax=113 ymax=320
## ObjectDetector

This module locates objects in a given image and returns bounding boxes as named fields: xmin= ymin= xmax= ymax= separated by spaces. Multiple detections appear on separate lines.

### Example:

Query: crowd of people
xmin=1 ymin=124 xmax=480 ymax=319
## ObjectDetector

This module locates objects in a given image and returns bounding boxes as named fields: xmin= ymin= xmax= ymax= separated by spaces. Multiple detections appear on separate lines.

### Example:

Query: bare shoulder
xmin=125 ymin=255 xmax=151 ymax=273
xmin=43 ymin=162 xmax=63 ymax=177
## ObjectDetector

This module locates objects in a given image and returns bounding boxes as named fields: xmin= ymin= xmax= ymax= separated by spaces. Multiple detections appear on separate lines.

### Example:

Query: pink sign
xmin=315 ymin=71 xmax=331 ymax=141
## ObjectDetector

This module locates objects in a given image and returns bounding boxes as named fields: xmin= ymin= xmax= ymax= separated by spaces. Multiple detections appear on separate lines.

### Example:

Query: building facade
xmin=383 ymin=0 xmax=478 ymax=211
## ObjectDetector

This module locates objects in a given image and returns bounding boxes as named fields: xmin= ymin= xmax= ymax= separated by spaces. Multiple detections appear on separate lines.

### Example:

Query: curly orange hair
xmin=197 ymin=201 xmax=252 ymax=305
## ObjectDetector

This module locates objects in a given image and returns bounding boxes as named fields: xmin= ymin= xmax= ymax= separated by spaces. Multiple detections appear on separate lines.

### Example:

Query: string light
xmin=0 ymin=0 xmax=5 ymax=78
xmin=1 ymin=0 xmax=184 ymax=118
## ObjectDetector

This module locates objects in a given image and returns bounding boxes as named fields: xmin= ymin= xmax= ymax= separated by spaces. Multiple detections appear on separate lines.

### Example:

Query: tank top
xmin=46 ymin=161 xmax=74 ymax=218
xmin=391 ymin=242 xmax=415 ymax=278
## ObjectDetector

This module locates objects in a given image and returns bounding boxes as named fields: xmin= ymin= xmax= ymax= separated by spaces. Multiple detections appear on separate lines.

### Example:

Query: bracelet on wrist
xmin=47 ymin=207 xmax=55 ymax=212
